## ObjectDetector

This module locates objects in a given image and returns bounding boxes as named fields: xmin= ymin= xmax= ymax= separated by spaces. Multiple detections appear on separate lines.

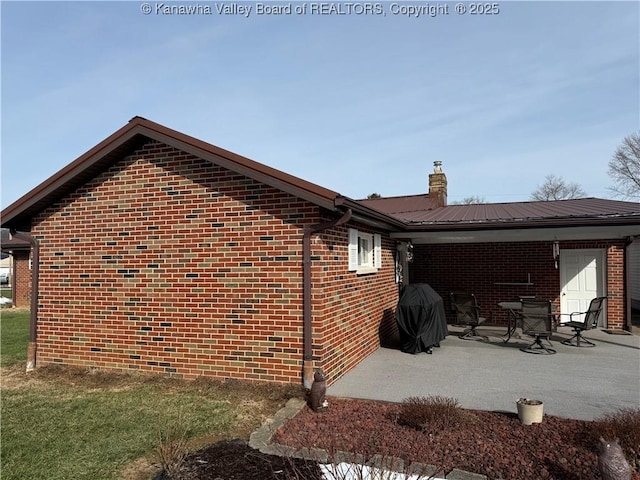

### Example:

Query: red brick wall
xmin=410 ymin=240 xmax=627 ymax=329
xmin=310 ymin=223 xmax=399 ymax=383
xmin=12 ymin=252 xmax=31 ymax=308
xmin=30 ymin=140 xmax=397 ymax=384
xmin=604 ymin=242 xmax=625 ymax=329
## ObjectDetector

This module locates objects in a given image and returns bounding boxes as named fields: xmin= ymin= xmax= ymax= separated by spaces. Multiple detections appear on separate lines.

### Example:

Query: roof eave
xmin=1 ymin=122 xmax=145 ymax=230
xmin=337 ymin=197 xmax=407 ymax=230
xmin=402 ymin=215 xmax=640 ymax=232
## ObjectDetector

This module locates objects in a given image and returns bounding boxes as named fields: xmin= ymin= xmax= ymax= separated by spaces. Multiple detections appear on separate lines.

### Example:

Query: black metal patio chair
xmin=450 ymin=291 xmax=486 ymax=340
xmin=558 ymin=296 xmax=606 ymax=347
xmin=520 ymin=299 xmax=556 ymax=355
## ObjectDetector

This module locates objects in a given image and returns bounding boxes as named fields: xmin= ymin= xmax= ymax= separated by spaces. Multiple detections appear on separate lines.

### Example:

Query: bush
xmin=592 ymin=407 xmax=640 ymax=471
xmin=396 ymin=396 xmax=473 ymax=435
xmin=156 ymin=416 xmax=189 ymax=480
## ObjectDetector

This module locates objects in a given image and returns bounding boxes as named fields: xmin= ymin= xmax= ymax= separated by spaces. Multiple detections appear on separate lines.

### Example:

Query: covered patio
xmin=328 ymin=325 xmax=640 ymax=421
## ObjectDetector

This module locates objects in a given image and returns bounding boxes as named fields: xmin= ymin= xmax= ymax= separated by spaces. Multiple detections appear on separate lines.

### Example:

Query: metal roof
xmin=0 ymin=238 xmax=30 ymax=252
xmin=406 ymin=198 xmax=640 ymax=223
xmin=358 ymin=194 xmax=440 ymax=215
xmin=359 ymin=196 xmax=640 ymax=230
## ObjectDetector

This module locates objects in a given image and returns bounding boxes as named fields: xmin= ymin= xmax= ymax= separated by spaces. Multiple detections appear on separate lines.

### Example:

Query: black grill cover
xmin=395 ymin=283 xmax=448 ymax=354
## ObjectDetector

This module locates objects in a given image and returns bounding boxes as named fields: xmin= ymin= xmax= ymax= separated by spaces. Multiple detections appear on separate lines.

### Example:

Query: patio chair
xmin=520 ymin=299 xmax=556 ymax=354
xmin=558 ymin=296 xmax=606 ymax=347
xmin=450 ymin=292 xmax=486 ymax=340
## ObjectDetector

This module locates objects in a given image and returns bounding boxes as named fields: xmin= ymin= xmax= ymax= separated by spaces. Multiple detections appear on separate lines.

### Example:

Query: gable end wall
xmin=30 ymin=140 xmax=398 ymax=384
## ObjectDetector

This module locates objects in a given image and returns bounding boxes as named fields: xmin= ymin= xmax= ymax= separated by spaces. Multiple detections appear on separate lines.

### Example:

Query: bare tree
xmin=608 ymin=132 xmax=640 ymax=199
xmin=530 ymin=174 xmax=587 ymax=201
xmin=452 ymin=196 xmax=486 ymax=205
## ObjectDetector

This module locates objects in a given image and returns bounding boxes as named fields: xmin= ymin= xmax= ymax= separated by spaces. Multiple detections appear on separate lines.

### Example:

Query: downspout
xmin=10 ymin=229 xmax=39 ymax=372
xmin=302 ymin=208 xmax=352 ymax=389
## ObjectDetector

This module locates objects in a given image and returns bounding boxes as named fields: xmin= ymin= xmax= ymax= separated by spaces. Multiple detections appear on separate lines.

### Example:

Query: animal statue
xmin=598 ymin=437 xmax=631 ymax=480
xmin=309 ymin=369 xmax=327 ymax=412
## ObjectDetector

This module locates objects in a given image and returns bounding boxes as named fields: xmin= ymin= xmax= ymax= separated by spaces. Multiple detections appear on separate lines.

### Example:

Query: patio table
xmin=498 ymin=301 xmax=522 ymax=342
xmin=498 ymin=301 xmax=557 ymax=342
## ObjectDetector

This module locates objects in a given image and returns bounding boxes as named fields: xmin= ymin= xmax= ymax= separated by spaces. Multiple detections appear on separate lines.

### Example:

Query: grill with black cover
xmin=395 ymin=283 xmax=448 ymax=354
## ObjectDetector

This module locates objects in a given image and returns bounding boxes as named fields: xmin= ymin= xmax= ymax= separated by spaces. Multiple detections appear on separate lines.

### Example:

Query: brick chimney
xmin=428 ymin=161 xmax=447 ymax=207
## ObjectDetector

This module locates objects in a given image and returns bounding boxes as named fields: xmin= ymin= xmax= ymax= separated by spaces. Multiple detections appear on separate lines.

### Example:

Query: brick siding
xmin=605 ymin=242 xmax=625 ymax=329
xmin=310 ymin=223 xmax=399 ymax=382
xmin=30 ymin=140 xmax=398 ymax=384
xmin=411 ymin=240 xmax=627 ymax=329
xmin=18 ymin=137 xmax=631 ymax=383
xmin=12 ymin=252 xmax=31 ymax=308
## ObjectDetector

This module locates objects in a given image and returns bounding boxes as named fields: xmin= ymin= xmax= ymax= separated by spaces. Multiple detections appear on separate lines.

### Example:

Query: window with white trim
xmin=348 ymin=228 xmax=382 ymax=274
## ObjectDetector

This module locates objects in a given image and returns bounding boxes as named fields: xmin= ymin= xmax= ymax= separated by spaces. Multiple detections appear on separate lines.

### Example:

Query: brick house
xmin=0 ymin=236 xmax=31 ymax=308
xmin=2 ymin=117 xmax=639 ymax=385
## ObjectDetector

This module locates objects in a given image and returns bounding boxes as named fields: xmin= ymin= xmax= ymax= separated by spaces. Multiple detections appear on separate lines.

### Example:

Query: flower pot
xmin=516 ymin=398 xmax=543 ymax=425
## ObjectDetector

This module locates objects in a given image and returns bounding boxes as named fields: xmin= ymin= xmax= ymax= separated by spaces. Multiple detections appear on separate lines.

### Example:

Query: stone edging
xmin=249 ymin=398 xmax=488 ymax=480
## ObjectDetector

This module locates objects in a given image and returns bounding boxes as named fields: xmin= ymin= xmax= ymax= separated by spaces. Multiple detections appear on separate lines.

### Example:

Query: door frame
xmin=559 ymin=248 xmax=607 ymax=327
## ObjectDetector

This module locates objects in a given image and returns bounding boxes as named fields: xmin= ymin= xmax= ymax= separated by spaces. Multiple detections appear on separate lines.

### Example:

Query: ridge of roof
xmin=361 ymin=194 xmax=640 ymax=209
xmin=357 ymin=193 xmax=431 ymax=202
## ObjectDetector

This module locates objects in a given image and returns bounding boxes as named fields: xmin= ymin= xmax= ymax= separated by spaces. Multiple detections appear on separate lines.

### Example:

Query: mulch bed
xmin=170 ymin=438 xmax=322 ymax=480
xmin=171 ymin=397 xmax=640 ymax=480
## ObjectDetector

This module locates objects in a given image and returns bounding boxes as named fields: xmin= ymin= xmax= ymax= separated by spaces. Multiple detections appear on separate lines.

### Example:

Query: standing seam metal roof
xmin=360 ymin=197 xmax=640 ymax=225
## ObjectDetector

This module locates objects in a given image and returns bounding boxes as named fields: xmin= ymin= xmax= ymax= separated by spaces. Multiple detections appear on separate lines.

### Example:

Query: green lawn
xmin=1 ymin=383 xmax=236 ymax=480
xmin=1 ymin=309 xmax=30 ymax=366
xmin=0 ymin=309 xmax=301 ymax=480
xmin=1 ymin=287 xmax=11 ymax=299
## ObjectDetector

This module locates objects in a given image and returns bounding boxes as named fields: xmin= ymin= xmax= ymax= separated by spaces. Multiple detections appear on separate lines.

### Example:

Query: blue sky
xmin=2 ymin=1 xmax=638 ymax=209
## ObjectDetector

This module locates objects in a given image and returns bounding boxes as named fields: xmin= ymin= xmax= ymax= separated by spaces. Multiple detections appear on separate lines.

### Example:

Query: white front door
xmin=559 ymin=249 xmax=605 ymax=325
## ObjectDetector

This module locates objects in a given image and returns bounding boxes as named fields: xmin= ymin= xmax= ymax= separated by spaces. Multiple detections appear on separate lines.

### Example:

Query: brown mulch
xmin=174 ymin=397 xmax=640 ymax=480
xmin=171 ymin=438 xmax=322 ymax=480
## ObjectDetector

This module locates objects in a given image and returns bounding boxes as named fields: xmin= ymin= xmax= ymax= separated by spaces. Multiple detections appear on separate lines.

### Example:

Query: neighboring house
xmin=0 ymin=255 xmax=10 ymax=281
xmin=0 ymin=236 xmax=31 ymax=307
xmin=2 ymin=117 xmax=639 ymax=385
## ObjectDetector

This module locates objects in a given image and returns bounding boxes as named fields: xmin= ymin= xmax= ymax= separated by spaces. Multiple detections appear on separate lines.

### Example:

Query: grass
xmin=1 ymin=310 xmax=638 ymax=480
xmin=1 ymin=381 xmax=236 ymax=480
xmin=1 ymin=309 xmax=30 ymax=366
xmin=0 ymin=308 xmax=302 ymax=480
xmin=1 ymin=287 xmax=11 ymax=299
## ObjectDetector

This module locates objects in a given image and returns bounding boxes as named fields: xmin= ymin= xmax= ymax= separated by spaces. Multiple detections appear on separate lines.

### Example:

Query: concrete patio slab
xmin=327 ymin=326 xmax=640 ymax=421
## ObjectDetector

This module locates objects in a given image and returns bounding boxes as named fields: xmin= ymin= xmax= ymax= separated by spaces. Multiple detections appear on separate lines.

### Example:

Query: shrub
xmin=396 ymin=396 xmax=473 ymax=435
xmin=156 ymin=416 xmax=189 ymax=480
xmin=592 ymin=407 xmax=640 ymax=471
